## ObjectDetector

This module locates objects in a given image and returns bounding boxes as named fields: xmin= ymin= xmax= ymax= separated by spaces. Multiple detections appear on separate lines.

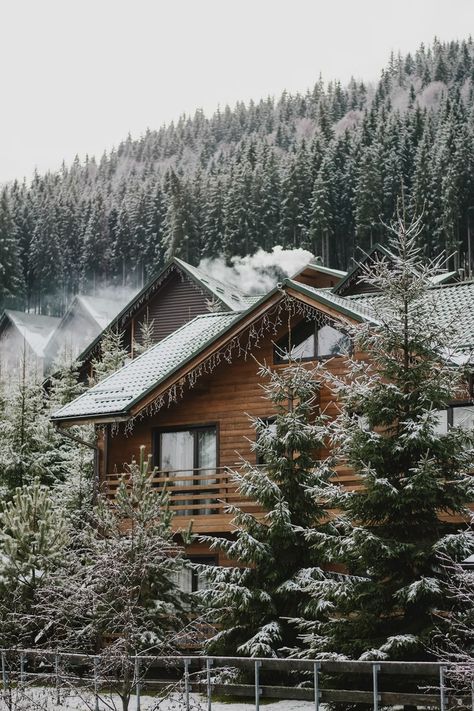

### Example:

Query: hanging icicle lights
xmin=118 ymin=294 xmax=351 ymax=435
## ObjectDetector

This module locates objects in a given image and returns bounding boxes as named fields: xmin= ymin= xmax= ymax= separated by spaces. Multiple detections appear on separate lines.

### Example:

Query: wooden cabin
xmin=75 ymin=257 xmax=260 ymax=383
xmin=51 ymin=263 xmax=474 ymax=587
xmin=44 ymin=294 xmax=132 ymax=371
xmin=0 ymin=310 xmax=60 ymax=381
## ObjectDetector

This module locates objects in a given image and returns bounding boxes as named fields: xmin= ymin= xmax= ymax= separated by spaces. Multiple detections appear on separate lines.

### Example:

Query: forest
xmin=1 ymin=37 xmax=474 ymax=316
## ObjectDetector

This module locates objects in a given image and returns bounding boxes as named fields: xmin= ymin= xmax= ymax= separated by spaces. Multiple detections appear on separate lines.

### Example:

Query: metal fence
xmin=0 ymin=648 xmax=473 ymax=710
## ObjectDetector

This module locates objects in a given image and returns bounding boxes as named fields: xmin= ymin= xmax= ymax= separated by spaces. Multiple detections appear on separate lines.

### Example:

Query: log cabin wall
xmin=101 ymin=313 xmax=362 ymax=560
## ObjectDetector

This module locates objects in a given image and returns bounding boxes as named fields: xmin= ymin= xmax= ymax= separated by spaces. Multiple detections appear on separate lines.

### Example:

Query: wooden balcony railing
xmin=104 ymin=466 xmax=263 ymax=532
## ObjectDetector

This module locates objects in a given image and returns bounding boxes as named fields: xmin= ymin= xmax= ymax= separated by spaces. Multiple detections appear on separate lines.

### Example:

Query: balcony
xmin=105 ymin=466 xmax=262 ymax=532
xmin=104 ymin=463 xmax=363 ymax=533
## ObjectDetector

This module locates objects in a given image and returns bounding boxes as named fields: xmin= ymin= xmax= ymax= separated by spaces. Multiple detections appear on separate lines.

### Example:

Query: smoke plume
xmin=198 ymin=246 xmax=314 ymax=294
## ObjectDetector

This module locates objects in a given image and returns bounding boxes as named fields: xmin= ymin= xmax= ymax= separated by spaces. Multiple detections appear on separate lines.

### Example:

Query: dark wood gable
xmin=78 ymin=263 xmax=217 ymax=381
xmin=133 ymin=271 xmax=211 ymax=348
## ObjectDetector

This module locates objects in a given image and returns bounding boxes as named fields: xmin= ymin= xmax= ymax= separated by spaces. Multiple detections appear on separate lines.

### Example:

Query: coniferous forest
xmin=2 ymin=37 xmax=474 ymax=314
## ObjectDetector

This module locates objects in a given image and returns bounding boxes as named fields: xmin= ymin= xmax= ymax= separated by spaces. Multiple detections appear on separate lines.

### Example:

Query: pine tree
xmin=0 ymin=188 xmax=23 ymax=310
xmin=317 ymin=210 xmax=474 ymax=661
xmin=91 ymin=327 xmax=129 ymax=383
xmin=35 ymin=447 xmax=191 ymax=711
xmin=0 ymin=478 xmax=69 ymax=646
xmin=199 ymin=359 xmax=336 ymax=657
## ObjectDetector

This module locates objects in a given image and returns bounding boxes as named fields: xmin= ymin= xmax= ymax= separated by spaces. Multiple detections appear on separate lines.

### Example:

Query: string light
xmin=116 ymin=295 xmax=349 ymax=436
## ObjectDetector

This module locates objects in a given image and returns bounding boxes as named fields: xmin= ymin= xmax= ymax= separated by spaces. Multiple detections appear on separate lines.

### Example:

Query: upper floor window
xmin=153 ymin=425 xmax=217 ymax=515
xmin=432 ymin=404 xmax=474 ymax=434
xmin=274 ymin=320 xmax=350 ymax=364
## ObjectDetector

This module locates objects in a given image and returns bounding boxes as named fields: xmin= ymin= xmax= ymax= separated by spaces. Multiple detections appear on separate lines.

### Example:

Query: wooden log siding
xmin=102 ymin=309 xmax=364 ymax=544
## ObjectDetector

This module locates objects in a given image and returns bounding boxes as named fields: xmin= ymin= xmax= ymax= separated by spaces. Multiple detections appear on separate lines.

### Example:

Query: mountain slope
xmin=2 ymin=37 xmax=474 ymax=315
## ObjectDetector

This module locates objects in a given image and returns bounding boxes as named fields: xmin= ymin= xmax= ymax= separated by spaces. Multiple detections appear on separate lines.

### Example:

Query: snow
xmin=7 ymin=687 xmax=317 ymax=710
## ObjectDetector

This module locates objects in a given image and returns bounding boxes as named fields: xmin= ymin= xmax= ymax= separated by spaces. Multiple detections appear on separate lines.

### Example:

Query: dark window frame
xmin=187 ymin=555 xmax=217 ymax=592
xmin=273 ymin=319 xmax=351 ymax=364
xmin=152 ymin=423 xmax=220 ymax=471
xmin=434 ymin=401 xmax=474 ymax=432
xmin=256 ymin=416 xmax=277 ymax=466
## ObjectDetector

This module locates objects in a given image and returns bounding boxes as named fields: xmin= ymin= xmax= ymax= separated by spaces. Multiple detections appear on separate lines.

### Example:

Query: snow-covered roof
xmin=292 ymin=262 xmax=347 ymax=280
xmin=173 ymin=258 xmax=252 ymax=311
xmin=76 ymin=295 xmax=131 ymax=330
xmin=0 ymin=310 xmax=60 ymax=357
xmin=349 ymin=280 xmax=474 ymax=349
xmin=286 ymin=280 xmax=377 ymax=323
xmin=52 ymin=312 xmax=240 ymax=422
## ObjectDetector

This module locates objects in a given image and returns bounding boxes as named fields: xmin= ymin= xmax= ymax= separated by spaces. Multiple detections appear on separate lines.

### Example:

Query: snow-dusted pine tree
xmin=316 ymin=210 xmax=474 ymax=661
xmin=35 ymin=447 xmax=192 ymax=711
xmin=198 ymin=359 xmax=337 ymax=657
xmin=0 ymin=478 xmax=69 ymax=646
xmin=90 ymin=327 xmax=129 ymax=383
xmin=133 ymin=313 xmax=155 ymax=355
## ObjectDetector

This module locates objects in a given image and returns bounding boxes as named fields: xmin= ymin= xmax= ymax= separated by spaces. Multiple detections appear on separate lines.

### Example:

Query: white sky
xmin=1 ymin=0 xmax=473 ymax=184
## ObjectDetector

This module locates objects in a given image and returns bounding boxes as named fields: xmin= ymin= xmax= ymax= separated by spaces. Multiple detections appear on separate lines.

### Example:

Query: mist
xmin=198 ymin=247 xmax=314 ymax=294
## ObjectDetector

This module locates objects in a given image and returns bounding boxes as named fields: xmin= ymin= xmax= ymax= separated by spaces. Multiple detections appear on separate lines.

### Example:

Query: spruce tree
xmin=316 ymin=210 xmax=474 ymax=661
xmin=199 ymin=359 xmax=336 ymax=657
xmin=91 ymin=327 xmax=129 ymax=383
xmin=0 ymin=478 xmax=69 ymax=646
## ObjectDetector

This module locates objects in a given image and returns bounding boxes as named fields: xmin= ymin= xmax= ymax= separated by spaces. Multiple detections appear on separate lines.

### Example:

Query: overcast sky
xmin=1 ymin=0 xmax=473 ymax=183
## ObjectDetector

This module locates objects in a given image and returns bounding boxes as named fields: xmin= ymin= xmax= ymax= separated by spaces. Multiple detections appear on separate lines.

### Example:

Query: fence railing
xmin=0 ymin=649 xmax=471 ymax=711
xmin=104 ymin=463 xmax=361 ymax=528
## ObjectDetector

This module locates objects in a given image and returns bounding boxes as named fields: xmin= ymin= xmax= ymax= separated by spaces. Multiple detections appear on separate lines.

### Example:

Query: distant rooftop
xmin=52 ymin=311 xmax=240 ymax=422
xmin=1 ymin=310 xmax=60 ymax=357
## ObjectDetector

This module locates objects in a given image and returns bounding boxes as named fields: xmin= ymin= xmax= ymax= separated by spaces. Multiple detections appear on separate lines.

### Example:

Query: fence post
xmin=206 ymin=658 xmax=212 ymax=711
xmin=20 ymin=653 xmax=25 ymax=687
xmin=93 ymin=656 xmax=100 ymax=711
xmin=439 ymin=665 xmax=446 ymax=711
xmin=372 ymin=664 xmax=380 ymax=711
xmin=254 ymin=660 xmax=261 ymax=711
xmin=135 ymin=656 xmax=141 ymax=711
xmin=184 ymin=658 xmax=190 ymax=711
xmin=1 ymin=652 xmax=11 ymax=711
xmin=55 ymin=652 xmax=60 ymax=705
xmin=313 ymin=661 xmax=321 ymax=711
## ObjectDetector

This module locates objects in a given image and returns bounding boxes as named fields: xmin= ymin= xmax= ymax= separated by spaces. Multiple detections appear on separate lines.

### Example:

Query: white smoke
xmin=198 ymin=246 xmax=314 ymax=294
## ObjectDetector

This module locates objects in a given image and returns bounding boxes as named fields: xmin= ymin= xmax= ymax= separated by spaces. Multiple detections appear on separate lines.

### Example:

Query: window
xmin=154 ymin=426 xmax=217 ymax=514
xmin=432 ymin=404 xmax=474 ymax=434
xmin=274 ymin=320 xmax=350 ymax=363
xmin=174 ymin=556 xmax=217 ymax=594
xmin=256 ymin=418 xmax=277 ymax=465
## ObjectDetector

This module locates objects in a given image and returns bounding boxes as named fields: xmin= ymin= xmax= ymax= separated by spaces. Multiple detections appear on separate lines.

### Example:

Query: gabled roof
xmin=76 ymin=295 xmax=131 ymax=330
xmin=51 ymin=281 xmax=373 ymax=424
xmin=292 ymin=262 xmax=347 ymax=280
xmin=52 ymin=312 xmax=241 ymax=422
xmin=332 ymin=244 xmax=393 ymax=296
xmin=0 ymin=310 xmax=60 ymax=357
xmin=76 ymin=257 xmax=254 ymax=366
xmin=349 ymin=279 xmax=474 ymax=350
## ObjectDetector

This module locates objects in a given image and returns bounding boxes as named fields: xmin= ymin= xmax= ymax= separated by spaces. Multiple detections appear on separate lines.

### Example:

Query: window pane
xmin=317 ymin=325 xmax=350 ymax=357
xmin=160 ymin=431 xmax=194 ymax=514
xmin=452 ymin=405 xmax=474 ymax=431
xmin=432 ymin=409 xmax=448 ymax=435
xmin=291 ymin=332 xmax=316 ymax=359
xmin=197 ymin=429 xmax=217 ymax=515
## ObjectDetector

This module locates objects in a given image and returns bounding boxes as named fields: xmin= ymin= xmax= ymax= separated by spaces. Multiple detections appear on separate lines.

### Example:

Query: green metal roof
xmin=52 ymin=312 xmax=241 ymax=422
xmin=349 ymin=280 xmax=474 ymax=349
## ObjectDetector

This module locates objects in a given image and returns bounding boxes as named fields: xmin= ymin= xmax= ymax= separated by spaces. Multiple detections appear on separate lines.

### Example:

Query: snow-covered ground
xmin=2 ymin=688 xmax=316 ymax=710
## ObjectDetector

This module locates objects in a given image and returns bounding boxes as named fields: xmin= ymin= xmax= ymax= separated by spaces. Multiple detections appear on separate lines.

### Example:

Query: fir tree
xmin=35 ymin=447 xmax=191 ymax=711
xmin=317 ymin=210 xmax=474 ymax=661
xmin=91 ymin=327 xmax=129 ymax=383
xmin=199 ymin=359 xmax=336 ymax=657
